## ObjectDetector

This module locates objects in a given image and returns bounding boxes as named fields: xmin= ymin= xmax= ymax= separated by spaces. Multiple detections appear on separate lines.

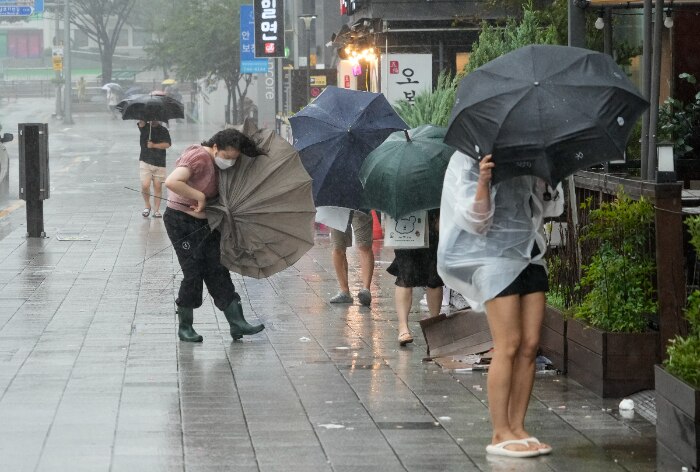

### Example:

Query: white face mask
xmin=214 ymin=156 xmax=235 ymax=170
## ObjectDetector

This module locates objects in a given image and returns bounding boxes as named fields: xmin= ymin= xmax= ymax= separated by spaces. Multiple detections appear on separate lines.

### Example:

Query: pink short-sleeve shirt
xmin=167 ymin=145 xmax=218 ymax=211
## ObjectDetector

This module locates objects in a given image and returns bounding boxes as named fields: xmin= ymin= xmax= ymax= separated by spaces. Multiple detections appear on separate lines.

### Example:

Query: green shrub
xmin=575 ymin=192 xmax=657 ymax=332
xmin=657 ymin=73 xmax=700 ymax=158
xmin=664 ymin=216 xmax=700 ymax=388
xmin=465 ymin=2 xmax=557 ymax=74
xmin=393 ymin=71 xmax=459 ymax=127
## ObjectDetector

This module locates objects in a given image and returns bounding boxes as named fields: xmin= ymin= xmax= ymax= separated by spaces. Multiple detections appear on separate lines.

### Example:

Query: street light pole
xmin=299 ymin=14 xmax=316 ymax=104
xmin=63 ymin=0 xmax=73 ymax=124
xmin=54 ymin=6 xmax=62 ymax=118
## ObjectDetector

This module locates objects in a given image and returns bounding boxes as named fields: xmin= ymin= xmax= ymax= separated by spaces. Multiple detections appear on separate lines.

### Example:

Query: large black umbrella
xmin=116 ymin=93 xmax=184 ymax=122
xmin=445 ymin=44 xmax=648 ymax=186
xmin=289 ymin=86 xmax=407 ymax=209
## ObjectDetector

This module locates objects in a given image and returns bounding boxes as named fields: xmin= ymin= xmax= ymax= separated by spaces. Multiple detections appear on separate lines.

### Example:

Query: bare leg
xmin=140 ymin=175 xmax=152 ymax=210
xmin=426 ymin=286 xmax=443 ymax=317
xmin=508 ymin=292 xmax=550 ymax=452
xmin=395 ymin=286 xmax=412 ymax=335
xmin=357 ymin=245 xmax=374 ymax=290
xmin=153 ymin=179 xmax=163 ymax=213
xmin=332 ymin=248 xmax=349 ymax=293
xmin=484 ymin=295 xmax=535 ymax=453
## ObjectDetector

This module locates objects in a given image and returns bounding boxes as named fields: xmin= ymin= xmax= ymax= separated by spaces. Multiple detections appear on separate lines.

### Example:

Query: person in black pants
xmin=163 ymin=128 xmax=265 ymax=342
xmin=137 ymin=120 xmax=171 ymax=218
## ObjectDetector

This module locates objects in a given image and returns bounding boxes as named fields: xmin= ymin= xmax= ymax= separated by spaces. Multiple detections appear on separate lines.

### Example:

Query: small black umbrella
xmin=444 ymin=44 xmax=648 ymax=186
xmin=289 ymin=86 xmax=407 ymax=209
xmin=116 ymin=93 xmax=184 ymax=123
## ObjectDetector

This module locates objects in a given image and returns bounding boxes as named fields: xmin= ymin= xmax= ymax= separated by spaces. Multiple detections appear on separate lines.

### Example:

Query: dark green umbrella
xmin=359 ymin=124 xmax=455 ymax=219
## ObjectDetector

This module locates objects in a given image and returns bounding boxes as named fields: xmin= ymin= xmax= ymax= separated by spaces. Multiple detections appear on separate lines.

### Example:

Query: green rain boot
xmin=223 ymin=300 xmax=265 ymax=340
xmin=177 ymin=306 xmax=203 ymax=342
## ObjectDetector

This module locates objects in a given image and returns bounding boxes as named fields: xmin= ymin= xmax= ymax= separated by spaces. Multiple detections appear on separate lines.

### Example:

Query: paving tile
xmin=0 ymin=104 xmax=664 ymax=471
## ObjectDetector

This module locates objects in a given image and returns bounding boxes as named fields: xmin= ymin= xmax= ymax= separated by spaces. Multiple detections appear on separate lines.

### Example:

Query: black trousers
xmin=163 ymin=208 xmax=238 ymax=310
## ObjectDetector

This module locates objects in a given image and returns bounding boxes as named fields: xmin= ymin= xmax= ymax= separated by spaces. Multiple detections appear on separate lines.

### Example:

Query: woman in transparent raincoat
xmin=437 ymin=151 xmax=563 ymax=458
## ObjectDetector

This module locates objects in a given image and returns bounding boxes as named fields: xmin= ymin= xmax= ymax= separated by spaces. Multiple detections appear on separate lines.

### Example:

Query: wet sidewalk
xmin=0 ymin=103 xmax=656 ymax=471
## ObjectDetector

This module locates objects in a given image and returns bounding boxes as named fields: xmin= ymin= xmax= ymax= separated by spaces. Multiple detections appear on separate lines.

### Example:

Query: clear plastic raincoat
xmin=437 ymin=151 xmax=564 ymax=311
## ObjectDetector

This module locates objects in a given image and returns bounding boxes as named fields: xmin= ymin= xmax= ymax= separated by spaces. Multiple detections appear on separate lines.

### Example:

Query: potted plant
xmin=542 ymin=254 xmax=571 ymax=373
xmin=655 ymin=216 xmax=700 ymax=471
xmin=658 ymin=73 xmax=700 ymax=160
xmin=566 ymin=191 xmax=660 ymax=397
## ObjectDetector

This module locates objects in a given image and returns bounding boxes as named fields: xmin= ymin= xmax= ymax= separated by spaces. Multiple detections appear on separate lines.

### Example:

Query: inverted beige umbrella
xmin=207 ymin=124 xmax=316 ymax=278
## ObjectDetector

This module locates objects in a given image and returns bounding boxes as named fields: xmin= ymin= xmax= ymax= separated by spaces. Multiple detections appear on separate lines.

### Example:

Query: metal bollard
xmin=18 ymin=123 xmax=50 ymax=238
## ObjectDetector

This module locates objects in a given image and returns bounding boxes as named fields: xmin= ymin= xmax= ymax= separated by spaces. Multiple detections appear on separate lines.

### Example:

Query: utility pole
xmin=63 ymin=0 xmax=73 ymax=125
xmin=299 ymin=14 xmax=316 ymax=104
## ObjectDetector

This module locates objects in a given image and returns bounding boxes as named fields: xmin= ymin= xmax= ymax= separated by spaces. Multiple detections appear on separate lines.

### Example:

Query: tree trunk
xmin=227 ymin=88 xmax=233 ymax=124
xmin=231 ymin=84 xmax=238 ymax=124
xmin=99 ymin=36 xmax=116 ymax=85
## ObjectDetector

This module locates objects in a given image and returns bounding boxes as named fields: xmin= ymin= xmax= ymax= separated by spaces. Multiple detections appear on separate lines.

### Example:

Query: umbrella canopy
xmin=360 ymin=125 xmax=455 ymax=219
xmin=101 ymin=82 xmax=121 ymax=92
xmin=207 ymin=125 xmax=316 ymax=279
xmin=289 ymin=86 xmax=407 ymax=209
xmin=124 ymin=86 xmax=145 ymax=97
xmin=444 ymin=44 xmax=648 ymax=186
xmin=116 ymin=94 xmax=184 ymax=122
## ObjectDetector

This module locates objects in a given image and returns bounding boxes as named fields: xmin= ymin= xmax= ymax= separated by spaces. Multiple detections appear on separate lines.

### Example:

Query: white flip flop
xmin=523 ymin=437 xmax=553 ymax=455
xmin=485 ymin=439 xmax=540 ymax=458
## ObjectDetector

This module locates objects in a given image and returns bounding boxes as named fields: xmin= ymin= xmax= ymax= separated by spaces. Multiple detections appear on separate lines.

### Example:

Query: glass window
xmin=133 ymin=29 xmax=153 ymax=47
xmin=74 ymin=29 xmax=88 ymax=48
xmin=116 ymin=29 xmax=128 ymax=47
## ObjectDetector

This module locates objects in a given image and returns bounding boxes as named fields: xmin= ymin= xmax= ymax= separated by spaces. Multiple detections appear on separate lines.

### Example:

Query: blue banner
xmin=0 ymin=0 xmax=41 ymax=15
xmin=240 ymin=5 xmax=269 ymax=74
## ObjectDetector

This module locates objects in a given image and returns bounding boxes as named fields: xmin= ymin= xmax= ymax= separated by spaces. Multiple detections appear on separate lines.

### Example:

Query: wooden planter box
xmin=566 ymin=318 xmax=659 ymax=397
xmin=540 ymin=305 xmax=567 ymax=373
xmin=655 ymin=365 xmax=700 ymax=471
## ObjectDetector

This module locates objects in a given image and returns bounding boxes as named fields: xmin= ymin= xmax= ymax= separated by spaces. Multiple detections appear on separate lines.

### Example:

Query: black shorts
xmin=494 ymin=263 xmax=548 ymax=298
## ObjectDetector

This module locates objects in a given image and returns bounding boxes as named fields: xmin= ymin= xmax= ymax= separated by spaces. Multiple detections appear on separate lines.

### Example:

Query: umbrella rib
xmin=489 ymin=88 xmax=541 ymax=152
xmin=294 ymin=114 xmax=346 ymax=132
xmin=540 ymin=86 xmax=642 ymax=156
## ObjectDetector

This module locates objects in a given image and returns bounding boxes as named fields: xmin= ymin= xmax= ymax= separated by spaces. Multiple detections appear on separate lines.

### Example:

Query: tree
xmin=132 ymin=0 xmax=176 ymax=79
xmin=466 ymin=1 xmax=557 ymax=73
xmin=64 ymin=0 xmax=137 ymax=84
xmin=151 ymin=0 xmax=251 ymax=124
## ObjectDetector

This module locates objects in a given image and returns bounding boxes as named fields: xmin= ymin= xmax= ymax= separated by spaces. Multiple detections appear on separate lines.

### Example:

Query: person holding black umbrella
xmin=438 ymin=152 xmax=563 ymax=458
xmin=137 ymin=120 xmax=171 ymax=218
xmin=163 ymin=128 xmax=265 ymax=343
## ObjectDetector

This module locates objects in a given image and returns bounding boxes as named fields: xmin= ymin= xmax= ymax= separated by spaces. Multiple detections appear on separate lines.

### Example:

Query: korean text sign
xmin=240 ymin=5 xmax=269 ymax=73
xmin=380 ymin=54 xmax=432 ymax=107
xmin=254 ymin=0 xmax=285 ymax=58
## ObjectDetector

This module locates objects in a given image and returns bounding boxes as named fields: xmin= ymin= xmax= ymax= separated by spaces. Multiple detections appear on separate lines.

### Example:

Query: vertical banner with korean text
xmin=380 ymin=54 xmax=432 ymax=107
xmin=240 ymin=5 xmax=269 ymax=73
xmin=254 ymin=0 xmax=285 ymax=58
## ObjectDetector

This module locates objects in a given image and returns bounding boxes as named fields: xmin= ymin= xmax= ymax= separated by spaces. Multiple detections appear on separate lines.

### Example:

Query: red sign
xmin=264 ymin=43 xmax=275 ymax=54
xmin=310 ymin=87 xmax=322 ymax=97
xmin=390 ymin=60 xmax=399 ymax=74
xmin=344 ymin=75 xmax=350 ymax=88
